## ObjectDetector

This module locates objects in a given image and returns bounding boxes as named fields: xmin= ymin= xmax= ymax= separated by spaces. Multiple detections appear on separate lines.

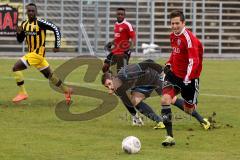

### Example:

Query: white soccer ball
xmin=122 ymin=136 xmax=141 ymax=154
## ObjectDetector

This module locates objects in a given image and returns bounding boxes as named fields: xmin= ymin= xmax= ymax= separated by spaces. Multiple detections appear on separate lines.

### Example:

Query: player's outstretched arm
xmin=38 ymin=19 xmax=61 ymax=49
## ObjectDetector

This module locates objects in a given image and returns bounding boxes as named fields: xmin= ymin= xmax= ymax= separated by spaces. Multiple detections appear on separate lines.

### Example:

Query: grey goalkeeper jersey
xmin=115 ymin=63 xmax=163 ymax=97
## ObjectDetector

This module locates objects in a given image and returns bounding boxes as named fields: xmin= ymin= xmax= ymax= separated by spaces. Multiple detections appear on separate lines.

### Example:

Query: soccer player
xmin=102 ymin=60 xmax=210 ymax=131
xmin=102 ymin=7 xmax=144 ymax=125
xmin=128 ymin=85 xmax=210 ymax=130
xmin=102 ymin=8 xmax=209 ymax=129
xmin=102 ymin=7 xmax=136 ymax=73
xmin=12 ymin=3 xmax=72 ymax=104
xmin=102 ymin=60 xmax=165 ymax=126
xmin=160 ymin=10 xmax=210 ymax=146
xmin=120 ymin=87 xmax=166 ymax=128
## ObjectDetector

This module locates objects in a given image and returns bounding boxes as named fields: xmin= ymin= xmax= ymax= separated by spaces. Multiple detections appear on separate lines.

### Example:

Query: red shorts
xmin=162 ymin=85 xmax=178 ymax=98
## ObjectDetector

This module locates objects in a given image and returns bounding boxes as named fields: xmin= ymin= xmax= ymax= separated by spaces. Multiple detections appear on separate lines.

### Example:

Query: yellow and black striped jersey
xmin=16 ymin=18 xmax=61 ymax=56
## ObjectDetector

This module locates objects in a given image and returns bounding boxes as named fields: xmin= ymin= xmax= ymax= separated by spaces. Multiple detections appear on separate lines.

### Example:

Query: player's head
xmin=101 ymin=72 xmax=115 ymax=94
xmin=26 ymin=3 xmax=37 ymax=21
xmin=116 ymin=8 xmax=126 ymax=23
xmin=170 ymin=10 xmax=185 ymax=34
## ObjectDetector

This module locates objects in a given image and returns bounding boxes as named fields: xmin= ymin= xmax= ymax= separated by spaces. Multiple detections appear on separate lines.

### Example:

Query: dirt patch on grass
xmin=208 ymin=112 xmax=234 ymax=130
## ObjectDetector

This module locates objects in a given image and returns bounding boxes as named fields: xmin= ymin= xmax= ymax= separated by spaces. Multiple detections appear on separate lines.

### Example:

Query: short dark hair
xmin=170 ymin=10 xmax=185 ymax=22
xmin=101 ymin=72 xmax=112 ymax=85
xmin=117 ymin=8 xmax=125 ymax=12
xmin=26 ymin=3 xmax=37 ymax=8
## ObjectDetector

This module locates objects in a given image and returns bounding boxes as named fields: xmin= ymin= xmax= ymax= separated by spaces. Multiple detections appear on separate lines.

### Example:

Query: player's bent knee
xmin=171 ymin=96 xmax=177 ymax=104
xmin=130 ymin=97 xmax=139 ymax=107
xmin=12 ymin=65 xmax=23 ymax=72
xmin=12 ymin=66 xmax=17 ymax=72
xmin=161 ymin=94 xmax=172 ymax=105
xmin=131 ymin=97 xmax=142 ymax=107
xmin=184 ymin=102 xmax=196 ymax=114
xmin=42 ymin=70 xmax=52 ymax=79
xmin=131 ymin=92 xmax=145 ymax=106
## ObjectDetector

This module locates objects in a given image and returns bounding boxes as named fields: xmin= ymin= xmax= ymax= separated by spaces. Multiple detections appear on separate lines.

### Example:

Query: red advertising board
xmin=0 ymin=4 xmax=18 ymax=36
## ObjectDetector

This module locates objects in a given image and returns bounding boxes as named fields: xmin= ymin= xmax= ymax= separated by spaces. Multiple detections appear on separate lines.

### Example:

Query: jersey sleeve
xmin=37 ymin=19 xmax=61 ymax=48
xmin=126 ymin=23 xmax=136 ymax=45
xmin=129 ymin=30 xmax=136 ymax=41
xmin=16 ymin=21 xmax=26 ymax=43
xmin=185 ymin=37 xmax=201 ymax=81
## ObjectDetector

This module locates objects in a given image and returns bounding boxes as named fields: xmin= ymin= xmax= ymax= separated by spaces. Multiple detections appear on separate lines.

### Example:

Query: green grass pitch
xmin=0 ymin=58 xmax=239 ymax=160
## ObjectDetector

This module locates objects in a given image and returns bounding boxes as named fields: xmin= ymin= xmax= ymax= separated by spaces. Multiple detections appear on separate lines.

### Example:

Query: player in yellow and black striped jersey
xmin=12 ymin=3 xmax=72 ymax=104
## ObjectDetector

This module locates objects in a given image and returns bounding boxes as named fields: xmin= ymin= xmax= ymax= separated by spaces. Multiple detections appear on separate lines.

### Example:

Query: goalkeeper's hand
xmin=104 ymin=42 xmax=113 ymax=52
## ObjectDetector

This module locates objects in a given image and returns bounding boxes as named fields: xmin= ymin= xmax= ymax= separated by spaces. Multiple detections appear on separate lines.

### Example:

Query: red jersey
xmin=167 ymin=27 xmax=203 ymax=81
xmin=111 ymin=19 xmax=136 ymax=55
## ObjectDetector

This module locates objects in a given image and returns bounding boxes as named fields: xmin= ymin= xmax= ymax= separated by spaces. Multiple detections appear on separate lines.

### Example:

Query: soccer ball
xmin=121 ymin=136 xmax=141 ymax=154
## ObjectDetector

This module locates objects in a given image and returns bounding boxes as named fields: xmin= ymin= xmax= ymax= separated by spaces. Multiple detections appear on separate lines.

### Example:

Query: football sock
xmin=136 ymin=102 xmax=162 ymax=123
xmin=161 ymin=106 xmax=173 ymax=137
xmin=123 ymin=102 xmax=137 ymax=116
xmin=192 ymin=110 xmax=205 ymax=124
xmin=173 ymin=98 xmax=205 ymax=123
xmin=119 ymin=93 xmax=137 ymax=116
xmin=49 ymin=73 xmax=68 ymax=92
xmin=173 ymin=98 xmax=185 ymax=110
xmin=13 ymin=71 xmax=27 ymax=94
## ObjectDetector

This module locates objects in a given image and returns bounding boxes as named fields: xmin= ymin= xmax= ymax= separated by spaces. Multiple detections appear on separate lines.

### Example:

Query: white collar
xmin=174 ymin=27 xmax=186 ymax=36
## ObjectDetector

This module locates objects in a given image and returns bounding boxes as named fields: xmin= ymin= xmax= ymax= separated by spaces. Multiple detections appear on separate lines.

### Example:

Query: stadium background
xmin=0 ymin=1 xmax=240 ymax=159
xmin=0 ymin=0 xmax=240 ymax=58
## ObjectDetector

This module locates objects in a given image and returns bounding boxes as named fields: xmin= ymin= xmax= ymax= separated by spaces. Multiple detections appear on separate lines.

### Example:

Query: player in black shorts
xmin=102 ymin=60 xmax=209 ymax=135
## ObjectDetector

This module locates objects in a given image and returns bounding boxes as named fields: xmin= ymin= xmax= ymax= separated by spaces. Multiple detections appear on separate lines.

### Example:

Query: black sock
xmin=161 ymin=106 xmax=173 ymax=137
xmin=136 ymin=102 xmax=162 ymax=123
xmin=123 ymin=102 xmax=137 ymax=116
xmin=173 ymin=98 xmax=204 ymax=123
xmin=173 ymin=98 xmax=184 ymax=111
xmin=191 ymin=110 xmax=205 ymax=124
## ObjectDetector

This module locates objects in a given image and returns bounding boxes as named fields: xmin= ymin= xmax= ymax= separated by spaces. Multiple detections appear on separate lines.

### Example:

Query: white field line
xmin=2 ymin=76 xmax=98 ymax=87
xmin=2 ymin=76 xmax=240 ymax=99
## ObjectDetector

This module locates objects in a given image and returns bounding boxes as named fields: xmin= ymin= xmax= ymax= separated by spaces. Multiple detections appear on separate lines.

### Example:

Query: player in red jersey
xmin=101 ymin=8 xmax=144 ymax=125
xmin=160 ymin=10 xmax=210 ymax=146
xmin=102 ymin=8 xmax=136 ymax=73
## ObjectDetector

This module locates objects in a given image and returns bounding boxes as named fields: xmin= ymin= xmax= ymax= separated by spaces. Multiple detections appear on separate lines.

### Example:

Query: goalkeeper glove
xmin=104 ymin=42 xmax=113 ymax=52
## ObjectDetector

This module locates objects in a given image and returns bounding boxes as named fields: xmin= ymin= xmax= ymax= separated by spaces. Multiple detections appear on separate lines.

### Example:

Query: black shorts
xmin=131 ymin=85 xmax=162 ymax=98
xmin=162 ymin=73 xmax=199 ymax=105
